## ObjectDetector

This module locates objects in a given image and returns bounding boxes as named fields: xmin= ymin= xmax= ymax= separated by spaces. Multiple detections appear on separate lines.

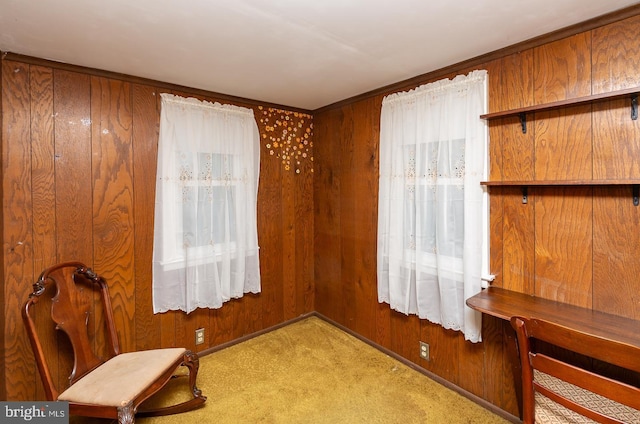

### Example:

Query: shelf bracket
xmin=519 ymin=112 xmax=527 ymax=134
xmin=634 ymin=185 xmax=639 ymax=206
xmin=632 ymin=95 xmax=638 ymax=121
xmin=522 ymin=186 xmax=528 ymax=204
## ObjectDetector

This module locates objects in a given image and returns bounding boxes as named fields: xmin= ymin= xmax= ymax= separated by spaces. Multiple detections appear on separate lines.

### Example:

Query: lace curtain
xmin=377 ymin=70 xmax=488 ymax=342
xmin=153 ymin=94 xmax=261 ymax=314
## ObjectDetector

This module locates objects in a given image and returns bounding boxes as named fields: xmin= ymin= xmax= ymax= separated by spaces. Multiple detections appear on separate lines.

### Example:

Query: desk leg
xmin=505 ymin=321 xmax=523 ymax=420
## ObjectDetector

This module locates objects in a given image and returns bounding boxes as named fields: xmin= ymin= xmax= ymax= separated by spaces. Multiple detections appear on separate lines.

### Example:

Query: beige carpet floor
xmin=74 ymin=316 xmax=510 ymax=423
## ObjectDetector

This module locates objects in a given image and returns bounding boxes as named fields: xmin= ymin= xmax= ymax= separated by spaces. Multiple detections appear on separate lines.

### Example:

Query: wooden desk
xmin=466 ymin=286 xmax=640 ymax=370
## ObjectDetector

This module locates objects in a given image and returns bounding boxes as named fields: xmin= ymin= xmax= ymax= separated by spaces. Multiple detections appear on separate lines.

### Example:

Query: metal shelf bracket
xmin=632 ymin=95 xmax=638 ymax=121
xmin=634 ymin=185 xmax=639 ymax=206
xmin=519 ymin=112 xmax=527 ymax=134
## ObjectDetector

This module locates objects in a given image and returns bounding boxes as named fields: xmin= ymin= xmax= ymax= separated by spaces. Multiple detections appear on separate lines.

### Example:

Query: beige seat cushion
xmin=534 ymin=370 xmax=640 ymax=424
xmin=58 ymin=348 xmax=187 ymax=407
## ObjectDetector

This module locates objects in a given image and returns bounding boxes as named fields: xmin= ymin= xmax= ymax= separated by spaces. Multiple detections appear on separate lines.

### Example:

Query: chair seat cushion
xmin=58 ymin=348 xmax=187 ymax=407
xmin=534 ymin=370 xmax=640 ymax=423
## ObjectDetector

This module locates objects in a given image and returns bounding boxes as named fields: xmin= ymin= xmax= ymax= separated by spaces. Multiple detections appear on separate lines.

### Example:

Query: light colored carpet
xmin=132 ymin=316 xmax=508 ymax=424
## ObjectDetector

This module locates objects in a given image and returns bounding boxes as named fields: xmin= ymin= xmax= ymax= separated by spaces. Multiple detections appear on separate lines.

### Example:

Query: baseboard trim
xmin=197 ymin=311 xmax=316 ymax=356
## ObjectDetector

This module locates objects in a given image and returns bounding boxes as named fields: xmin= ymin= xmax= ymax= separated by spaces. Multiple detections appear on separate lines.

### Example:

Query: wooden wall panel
xmin=338 ymin=105 xmax=359 ymax=332
xmin=29 ymin=65 xmax=56 ymax=400
xmin=534 ymin=188 xmax=593 ymax=307
xmin=295 ymin=142 xmax=315 ymax=316
xmin=30 ymin=66 xmax=56 ymax=275
xmin=592 ymin=14 xmax=640 ymax=94
xmin=91 ymin=77 xmax=136 ymax=354
xmin=593 ymin=99 xmax=640 ymax=179
xmin=351 ymin=97 xmax=380 ymax=341
xmin=2 ymin=59 xmax=36 ymax=402
xmin=533 ymin=33 xmax=592 ymax=103
xmin=313 ymin=108 xmax=343 ymax=322
xmin=255 ymin=111 xmax=284 ymax=330
xmin=498 ymin=54 xmax=535 ymax=296
xmin=501 ymin=188 xmax=534 ymax=294
xmin=593 ymin=188 xmax=640 ymax=319
xmin=53 ymin=70 xmax=93 ymax=263
xmin=52 ymin=68 xmax=93 ymax=394
xmin=534 ymin=106 xmax=592 ymax=180
xmin=132 ymin=84 xmax=162 ymax=351
xmin=501 ymin=49 xmax=534 ymax=111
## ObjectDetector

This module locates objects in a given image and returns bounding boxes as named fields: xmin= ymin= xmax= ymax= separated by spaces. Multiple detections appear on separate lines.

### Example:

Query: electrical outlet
xmin=195 ymin=328 xmax=205 ymax=345
xmin=419 ymin=341 xmax=430 ymax=360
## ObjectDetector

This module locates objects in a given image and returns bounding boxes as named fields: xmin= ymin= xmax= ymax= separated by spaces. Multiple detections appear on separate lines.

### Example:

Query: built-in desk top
xmin=466 ymin=286 xmax=640 ymax=349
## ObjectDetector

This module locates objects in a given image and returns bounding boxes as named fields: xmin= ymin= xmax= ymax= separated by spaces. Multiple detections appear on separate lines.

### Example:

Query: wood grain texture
xmin=593 ymin=188 xmax=640 ymax=319
xmin=313 ymin=107 xmax=344 ymax=322
xmin=2 ymin=60 xmax=36 ymax=401
xmin=533 ymin=33 xmax=592 ymax=103
xmin=501 ymin=49 xmax=534 ymax=111
xmin=255 ymin=111 xmax=284 ymax=329
xmin=295 ymin=138 xmax=315 ymax=316
xmin=339 ymin=104 xmax=357 ymax=331
xmin=53 ymin=70 xmax=93 ymax=264
xmin=592 ymin=14 xmax=640 ymax=94
xmin=282 ymin=160 xmax=297 ymax=321
xmin=351 ymin=97 xmax=380 ymax=341
xmin=534 ymin=106 xmax=592 ymax=181
xmin=501 ymin=116 xmax=534 ymax=181
xmin=501 ymin=187 xmax=534 ymax=294
xmin=90 ymin=76 xmax=135 ymax=353
xmin=52 ymin=68 xmax=93 ymax=394
xmin=534 ymin=187 xmax=593 ymax=308
xmin=29 ymin=65 xmax=57 ymax=400
xmin=593 ymin=99 xmax=640 ymax=179
xmin=132 ymin=84 xmax=162 ymax=351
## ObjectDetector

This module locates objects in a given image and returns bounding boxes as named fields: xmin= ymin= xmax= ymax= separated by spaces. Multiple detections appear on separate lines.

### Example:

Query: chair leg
xmin=137 ymin=350 xmax=207 ymax=418
xmin=183 ymin=350 xmax=204 ymax=399
xmin=118 ymin=403 xmax=135 ymax=424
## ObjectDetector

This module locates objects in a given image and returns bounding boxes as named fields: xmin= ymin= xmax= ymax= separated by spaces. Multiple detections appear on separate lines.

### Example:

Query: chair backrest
xmin=511 ymin=316 xmax=640 ymax=423
xmin=22 ymin=262 xmax=120 ymax=400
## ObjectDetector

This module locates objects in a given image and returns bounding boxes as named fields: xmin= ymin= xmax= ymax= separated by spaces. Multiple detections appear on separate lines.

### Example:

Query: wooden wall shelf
xmin=481 ymin=86 xmax=639 ymax=134
xmin=480 ymin=86 xmax=640 ymax=121
xmin=481 ymin=181 xmax=640 ymax=205
xmin=481 ymin=180 xmax=640 ymax=186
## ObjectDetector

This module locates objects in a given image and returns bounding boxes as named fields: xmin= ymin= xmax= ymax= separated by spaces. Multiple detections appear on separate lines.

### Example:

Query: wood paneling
xmin=593 ymin=188 xmax=640 ymax=319
xmin=592 ymin=14 xmax=640 ymax=94
xmin=2 ymin=59 xmax=35 ymax=402
xmin=313 ymin=10 xmax=640 ymax=420
xmin=533 ymin=33 xmax=592 ymax=103
xmin=593 ymin=99 xmax=640 ymax=179
xmin=132 ymin=84 xmax=162 ymax=351
xmin=1 ymin=59 xmax=315 ymax=400
xmin=534 ymin=106 xmax=592 ymax=180
xmin=534 ymin=188 xmax=593 ymax=307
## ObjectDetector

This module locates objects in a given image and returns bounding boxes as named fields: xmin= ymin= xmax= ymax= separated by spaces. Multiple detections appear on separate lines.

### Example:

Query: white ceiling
xmin=1 ymin=0 xmax=639 ymax=110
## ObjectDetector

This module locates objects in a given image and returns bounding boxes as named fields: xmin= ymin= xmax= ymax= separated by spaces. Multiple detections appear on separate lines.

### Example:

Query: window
xmin=153 ymin=94 xmax=261 ymax=314
xmin=377 ymin=71 xmax=488 ymax=342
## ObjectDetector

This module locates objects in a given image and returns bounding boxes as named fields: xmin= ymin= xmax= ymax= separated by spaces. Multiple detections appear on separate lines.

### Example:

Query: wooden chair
xmin=511 ymin=316 xmax=640 ymax=423
xmin=22 ymin=262 xmax=207 ymax=423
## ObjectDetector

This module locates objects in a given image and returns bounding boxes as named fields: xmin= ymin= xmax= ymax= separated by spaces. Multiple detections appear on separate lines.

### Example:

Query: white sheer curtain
xmin=153 ymin=94 xmax=261 ymax=314
xmin=377 ymin=70 xmax=488 ymax=342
